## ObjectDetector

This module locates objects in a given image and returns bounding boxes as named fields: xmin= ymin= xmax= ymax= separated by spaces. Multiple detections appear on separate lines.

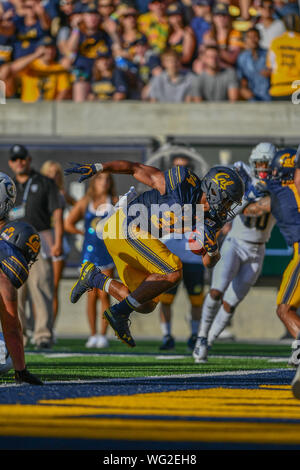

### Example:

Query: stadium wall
xmin=0 ymin=101 xmax=299 ymax=138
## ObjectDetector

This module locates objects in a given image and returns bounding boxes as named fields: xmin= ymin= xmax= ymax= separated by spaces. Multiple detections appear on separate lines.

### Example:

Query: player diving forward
xmin=193 ymin=142 xmax=276 ymax=363
xmin=241 ymin=148 xmax=300 ymax=367
xmin=65 ymin=160 xmax=244 ymax=348
xmin=0 ymin=173 xmax=43 ymax=385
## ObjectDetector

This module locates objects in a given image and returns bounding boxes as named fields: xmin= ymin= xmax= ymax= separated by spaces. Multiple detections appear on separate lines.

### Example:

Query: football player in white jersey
xmin=193 ymin=142 xmax=277 ymax=363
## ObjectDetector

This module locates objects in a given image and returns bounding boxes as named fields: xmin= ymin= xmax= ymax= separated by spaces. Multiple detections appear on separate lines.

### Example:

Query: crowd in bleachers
xmin=0 ymin=0 xmax=299 ymax=102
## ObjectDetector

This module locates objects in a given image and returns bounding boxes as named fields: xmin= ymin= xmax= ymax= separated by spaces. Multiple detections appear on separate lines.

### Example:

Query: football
xmin=188 ymin=231 xmax=207 ymax=256
xmin=0 ymin=332 xmax=13 ymax=375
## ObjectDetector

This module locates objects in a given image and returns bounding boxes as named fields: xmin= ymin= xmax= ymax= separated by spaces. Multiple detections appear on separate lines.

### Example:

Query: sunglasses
xmin=10 ymin=156 xmax=27 ymax=162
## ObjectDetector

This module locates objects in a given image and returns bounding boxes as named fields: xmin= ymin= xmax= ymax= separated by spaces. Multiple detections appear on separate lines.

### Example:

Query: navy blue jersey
xmin=0 ymin=239 xmax=29 ymax=289
xmin=91 ymin=68 xmax=128 ymax=100
xmin=126 ymin=166 xmax=203 ymax=237
xmin=266 ymin=179 xmax=300 ymax=246
xmin=13 ymin=16 xmax=47 ymax=59
xmin=73 ymin=31 xmax=112 ymax=78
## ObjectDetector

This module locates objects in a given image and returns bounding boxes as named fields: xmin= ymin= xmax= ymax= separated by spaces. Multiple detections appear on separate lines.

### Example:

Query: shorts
xmin=160 ymin=262 xmax=205 ymax=307
xmin=103 ymin=209 xmax=182 ymax=295
xmin=277 ymin=242 xmax=300 ymax=308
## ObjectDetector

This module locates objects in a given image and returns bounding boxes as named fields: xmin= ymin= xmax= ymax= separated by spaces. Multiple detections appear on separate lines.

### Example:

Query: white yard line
xmin=0 ymin=367 xmax=292 ymax=388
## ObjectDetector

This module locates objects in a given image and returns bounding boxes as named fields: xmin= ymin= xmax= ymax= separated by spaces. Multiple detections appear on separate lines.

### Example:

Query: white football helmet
xmin=249 ymin=142 xmax=277 ymax=179
xmin=0 ymin=172 xmax=16 ymax=220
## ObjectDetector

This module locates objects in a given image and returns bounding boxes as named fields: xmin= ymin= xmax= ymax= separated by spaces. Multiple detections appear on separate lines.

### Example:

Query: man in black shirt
xmin=8 ymin=144 xmax=63 ymax=348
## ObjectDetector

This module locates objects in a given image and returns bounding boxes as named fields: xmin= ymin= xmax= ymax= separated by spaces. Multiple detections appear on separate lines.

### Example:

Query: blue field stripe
xmin=0 ymin=370 xmax=294 ymax=405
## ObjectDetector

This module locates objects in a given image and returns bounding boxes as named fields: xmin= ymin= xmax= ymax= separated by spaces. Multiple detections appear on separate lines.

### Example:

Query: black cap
xmin=82 ymin=3 xmax=99 ymax=13
xmin=213 ymin=2 xmax=230 ymax=15
xmin=9 ymin=144 xmax=29 ymax=160
xmin=166 ymin=3 xmax=183 ymax=15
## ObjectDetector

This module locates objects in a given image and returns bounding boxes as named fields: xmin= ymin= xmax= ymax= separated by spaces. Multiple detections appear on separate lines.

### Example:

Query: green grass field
xmin=0 ymin=339 xmax=292 ymax=383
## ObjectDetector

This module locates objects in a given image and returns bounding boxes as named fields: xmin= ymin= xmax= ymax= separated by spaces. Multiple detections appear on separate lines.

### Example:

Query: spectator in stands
xmin=54 ymin=0 xmax=76 ymax=52
xmin=132 ymin=35 xmax=162 ymax=98
xmin=98 ymin=0 xmax=119 ymax=39
xmin=64 ymin=173 xmax=116 ymax=349
xmin=237 ymin=27 xmax=271 ymax=101
xmin=15 ymin=36 xmax=71 ymax=102
xmin=138 ymin=0 xmax=169 ymax=53
xmin=190 ymin=0 xmax=212 ymax=49
xmin=273 ymin=0 xmax=299 ymax=21
xmin=191 ymin=44 xmax=239 ymax=101
xmin=256 ymin=0 xmax=285 ymax=49
xmin=166 ymin=2 xmax=196 ymax=67
xmin=66 ymin=3 xmax=112 ymax=102
xmin=8 ymin=144 xmax=63 ymax=349
xmin=9 ymin=0 xmax=51 ymax=59
xmin=267 ymin=13 xmax=300 ymax=100
xmin=0 ymin=3 xmax=14 ymax=65
xmin=114 ymin=4 xmax=143 ymax=60
xmin=204 ymin=2 xmax=243 ymax=67
xmin=148 ymin=48 xmax=194 ymax=102
xmin=89 ymin=50 xmax=128 ymax=100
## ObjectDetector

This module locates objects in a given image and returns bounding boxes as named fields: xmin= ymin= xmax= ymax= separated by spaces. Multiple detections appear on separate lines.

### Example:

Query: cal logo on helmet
xmin=279 ymin=152 xmax=296 ymax=168
xmin=212 ymin=172 xmax=234 ymax=190
xmin=26 ymin=234 xmax=40 ymax=254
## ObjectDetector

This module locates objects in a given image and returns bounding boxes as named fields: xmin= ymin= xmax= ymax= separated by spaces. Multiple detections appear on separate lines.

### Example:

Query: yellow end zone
xmin=0 ymin=385 xmax=300 ymax=445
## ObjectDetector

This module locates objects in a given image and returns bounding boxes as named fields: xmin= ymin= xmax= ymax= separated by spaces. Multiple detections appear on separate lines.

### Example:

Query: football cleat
xmin=288 ymin=340 xmax=300 ymax=367
xmin=193 ymin=336 xmax=209 ymax=363
xmin=70 ymin=261 xmax=97 ymax=304
xmin=291 ymin=364 xmax=300 ymax=400
xmin=187 ymin=334 xmax=197 ymax=351
xmin=103 ymin=307 xmax=135 ymax=348
xmin=159 ymin=335 xmax=175 ymax=351
xmin=15 ymin=368 xmax=43 ymax=385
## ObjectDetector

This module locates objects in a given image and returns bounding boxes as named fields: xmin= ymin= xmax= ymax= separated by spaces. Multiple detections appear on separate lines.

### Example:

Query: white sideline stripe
xmin=0 ymin=368 xmax=293 ymax=388
xmin=26 ymin=352 xmax=289 ymax=362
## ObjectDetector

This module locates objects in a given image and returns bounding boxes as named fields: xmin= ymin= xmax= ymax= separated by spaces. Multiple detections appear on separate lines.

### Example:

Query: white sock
xmin=198 ymin=293 xmax=221 ymax=338
xmin=161 ymin=322 xmax=171 ymax=336
xmin=191 ymin=320 xmax=200 ymax=336
xmin=208 ymin=305 xmax=232 ymax=346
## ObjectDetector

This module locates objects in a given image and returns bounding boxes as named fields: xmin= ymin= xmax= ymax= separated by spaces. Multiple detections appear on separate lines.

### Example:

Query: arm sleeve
xmin=0 ymin=244 xmax=29 ymax=289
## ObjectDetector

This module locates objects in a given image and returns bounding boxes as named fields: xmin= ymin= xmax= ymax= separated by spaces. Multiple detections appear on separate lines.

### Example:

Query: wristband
xmin=207 ymin=250 xmax=219 ymax=257
xmin=95 ymin=163 xmax=103 ymax=172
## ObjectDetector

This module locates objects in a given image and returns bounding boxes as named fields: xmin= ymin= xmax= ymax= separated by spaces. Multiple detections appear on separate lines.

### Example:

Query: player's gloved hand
xmin=188 ymin=224 xmax=218 ymax=256
xmin=245 ymin=180 xmax=268 ymax=202
xmin=64 ymin=162 xmax=103 ymax=183
xmin=15 ymin=367 xmax=43 ymax=385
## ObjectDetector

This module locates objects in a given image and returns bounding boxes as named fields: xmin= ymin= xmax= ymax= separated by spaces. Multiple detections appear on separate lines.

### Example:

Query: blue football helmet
xmin=270 ymin=148 xmax=297 ymax=182
xmin=0 ymin=221 xmax=40 ymax=266
xmin=201 ymin=166 xmax=245 ymax=224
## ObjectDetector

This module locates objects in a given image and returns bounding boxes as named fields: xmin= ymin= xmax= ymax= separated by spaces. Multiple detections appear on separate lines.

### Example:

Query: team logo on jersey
xmin=26 ymin=234 xmax=40 ymax=254
xmin=212 ymin=172 xmax=234 ymax=190
xmin=279 ymin=153 xmax=296 ymax=168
